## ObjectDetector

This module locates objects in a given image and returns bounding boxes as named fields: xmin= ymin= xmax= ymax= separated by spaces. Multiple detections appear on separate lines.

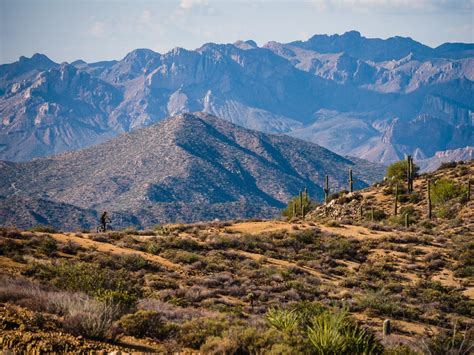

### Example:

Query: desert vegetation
xmin=0 ymin=161 xmax=472 ymax=353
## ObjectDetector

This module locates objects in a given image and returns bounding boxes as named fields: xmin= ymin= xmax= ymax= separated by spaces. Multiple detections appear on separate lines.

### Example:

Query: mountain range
xmin=0 ymin=112 xmax=384 ymax=229
xmin=1 ymin=31 xmax=472 ymax=165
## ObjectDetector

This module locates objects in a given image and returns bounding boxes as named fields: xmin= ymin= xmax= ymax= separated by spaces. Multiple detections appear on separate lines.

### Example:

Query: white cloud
xmin=139 ymin=9 xmax=152 ymax=24
xmin=309 ymin=0 xmax=472 ymax=12
xmin=88 ymin=21 xmax=106 ymax=38
xmin=179 ymin=0 xmax=209 ymax=10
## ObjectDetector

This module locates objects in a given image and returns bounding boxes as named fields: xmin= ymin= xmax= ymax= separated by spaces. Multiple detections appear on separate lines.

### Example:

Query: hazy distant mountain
xmin=416 ymin=146 xmax=474 ymax=172
xmin=0 ymin=31 xmax=472 ymax=164
xmin=0 ymin=113 xmax=384 ymax=229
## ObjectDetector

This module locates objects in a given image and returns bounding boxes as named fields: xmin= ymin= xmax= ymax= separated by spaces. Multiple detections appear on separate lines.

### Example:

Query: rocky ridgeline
xmin=1 ymin=32 xmax=472 ymax=164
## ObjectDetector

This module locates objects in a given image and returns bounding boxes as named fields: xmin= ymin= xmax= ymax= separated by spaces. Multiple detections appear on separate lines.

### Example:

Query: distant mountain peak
xmin=233 ymin=40 xmax=258 ymax=50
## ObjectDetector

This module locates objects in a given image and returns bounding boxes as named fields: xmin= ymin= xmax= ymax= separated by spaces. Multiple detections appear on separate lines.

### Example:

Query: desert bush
xmin=61 ymin=295 xmax=119 ymax=340
xmin=37 ymin=236 xmax=58 ymax=256
xmin=438 ymin=161 xmax=458 ymax=170
xmin=29 ymin=225 xmax=57 ymax=233
xmin=118 ymin=310 xmax=174 ymax=339
xmin=59 ymin=240 xmax=81 ymax=255
xmin=431 ymin=178 xmax=466 ymax=205
xmin=25 ymin=261 xmax=140 ymax=308
xmin=179 ymin=317 xmax=229 ymax=349
xmin=364 ymin=209 xmax=387 ymax=221
xmin=418 ymin=324 xmax=473 ymax=355
xmin=386 ymin=160 xmax=419 ymax=183
xmin=0 ymin=276 xmax=118 ymax=340
xmin=0 ymin=238 xmax=23 ymax=256
xmin=200 ymin=325 xmax=290 ymax=354
xmin=355 ymin=291 xmax=416 ymax=320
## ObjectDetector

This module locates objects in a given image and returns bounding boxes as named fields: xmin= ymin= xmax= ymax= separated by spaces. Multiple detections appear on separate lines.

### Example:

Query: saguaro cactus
xmin=371 ymin=206 xmax=374 ymax=222
xmin=302 ymin=204 xmax=306 ymax=221
xmin=383 ymin=319 xmax=391 ymax=336
xmin=299 ymin=190 xmax=303 ymax=214
xmin=394 ymin=184 xmax=399 ymax=216
xmin=324 ymin=175 xmax=330 ymax=203
xmin=349 ymin=169 xmax=353 ymax=193
xmin=406 ymin=155 xmax=414 ymax=193
xmin=467 ymin=180 xmax=471 ymax=201
xmin=427 ymin=179 xmax=432 ymax=220
xmin=292 ymin=203 xmax=297 ymax=218
xmin=360 ymin=204 xmax=363 ymax=219
xmin=405 ymin=212 xmax=410 ymax=228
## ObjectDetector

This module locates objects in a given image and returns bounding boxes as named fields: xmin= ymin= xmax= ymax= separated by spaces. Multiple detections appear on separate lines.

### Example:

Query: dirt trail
xmin=49 ymin=233 xmax=181 ymax=271
xmin=234 ymin=249 xmax=336 ymax=281
xmin=227 ymin=220 xmax=393 ymax=240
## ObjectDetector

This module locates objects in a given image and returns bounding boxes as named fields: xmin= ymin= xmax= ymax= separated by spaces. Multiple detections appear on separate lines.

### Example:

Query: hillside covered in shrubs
xmin=0 ymin=161 xmax=472 ymax=353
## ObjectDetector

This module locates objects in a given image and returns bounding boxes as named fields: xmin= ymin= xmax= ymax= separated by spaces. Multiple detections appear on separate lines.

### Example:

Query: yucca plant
xmin=307 ymin=311 xmax=347 ymax=354
xmin=265 ymin=307 xmax=300 ymax=333
xmin=307 ymin=309 xmax=383 ymax=355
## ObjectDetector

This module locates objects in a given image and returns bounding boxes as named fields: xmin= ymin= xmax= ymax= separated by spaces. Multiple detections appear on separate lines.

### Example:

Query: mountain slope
xmin=0 ymin=113 xmax=384 ymax=229
xmin=0 ymin=31 xmax=472 ymax=164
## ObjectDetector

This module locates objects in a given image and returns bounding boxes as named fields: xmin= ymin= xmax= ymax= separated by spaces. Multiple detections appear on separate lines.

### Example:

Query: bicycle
xmin=96 ymin=221 xmax=113 ymax=233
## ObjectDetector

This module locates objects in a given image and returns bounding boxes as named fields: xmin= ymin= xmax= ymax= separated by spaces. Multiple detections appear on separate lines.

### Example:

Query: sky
xmin=1 ymin=0 xmax=473 ymax=64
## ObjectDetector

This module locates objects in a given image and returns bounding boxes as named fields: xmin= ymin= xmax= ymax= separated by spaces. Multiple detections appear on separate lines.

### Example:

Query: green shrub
xmin=30 ymin=225 xmax=58 ymax=233
xmin=307 ymin=310 xmax=383 ymax=355
xmin=118 ymin=310 xmax=173 ymax=339
xmin=37 ymin=236 xmax=58 ymax=256
xmin=179 ymin=317 xmax=229 ymax=349
xmin=431 ymin=178 xmax=466 ymax=205
xmin=386 ymin=160 xmax=419 ymax=183
xmin=265 ymin=307 xmax=299 ymax=333
xmin=282 ymin=192 xmax=313 ymax=219
xmin=26 ymin=261 xmax=140 ymax=308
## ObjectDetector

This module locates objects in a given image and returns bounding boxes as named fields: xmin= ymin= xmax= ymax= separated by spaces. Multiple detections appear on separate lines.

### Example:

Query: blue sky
xmin=1 ymin=0 xmax=473 ymax=64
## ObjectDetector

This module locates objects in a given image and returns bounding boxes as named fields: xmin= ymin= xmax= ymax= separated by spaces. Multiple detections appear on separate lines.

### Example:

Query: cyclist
xmin=99 ymin=211 xmax=111 ymax=232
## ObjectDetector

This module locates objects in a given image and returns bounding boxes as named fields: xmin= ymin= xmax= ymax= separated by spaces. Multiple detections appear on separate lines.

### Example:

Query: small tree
xmin=283 ymin=191 xmax=313 ymax=219
xmin=431 ymin=178 xmax=466 ymax=205
xmin=386 ymin=160 xmax=419 ymax=184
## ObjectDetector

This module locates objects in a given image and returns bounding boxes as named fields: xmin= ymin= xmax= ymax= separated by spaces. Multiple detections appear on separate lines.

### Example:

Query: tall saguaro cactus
xmin=324 ymin=175 xmax=330 ymax=203
xmin=349 ymin=169 xmax=353 ymax=193
xmin=467 ymin=180 xmax=471 ymax=201
xmin=299 ymin=190 xmax=303 ymax=214
xmin=427 ymin=179 xmax=432 ymax=220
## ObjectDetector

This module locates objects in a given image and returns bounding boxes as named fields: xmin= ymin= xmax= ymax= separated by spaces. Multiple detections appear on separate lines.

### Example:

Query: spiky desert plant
xmin=405 ymin=212 xmax=410 ymax=228
xmin=307 ymin=309 xmax=382 ymax=355
xmin=265 ymin=307 xmax=299 ymax=333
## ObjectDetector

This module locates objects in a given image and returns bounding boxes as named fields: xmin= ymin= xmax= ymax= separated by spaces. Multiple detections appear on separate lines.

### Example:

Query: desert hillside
xmin=0 ymin=161 xmax=472 ymax=353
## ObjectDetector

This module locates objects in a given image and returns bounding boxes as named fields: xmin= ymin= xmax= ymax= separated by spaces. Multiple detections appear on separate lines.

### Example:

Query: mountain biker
xmin=100 ymin=211 xmax=111 ymax=232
